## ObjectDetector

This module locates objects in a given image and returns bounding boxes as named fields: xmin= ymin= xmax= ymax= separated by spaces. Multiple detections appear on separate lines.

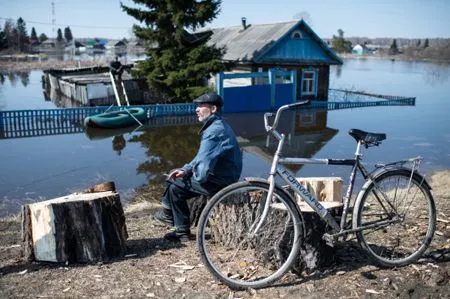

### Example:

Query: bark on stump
xmin=188 ymin=195 xmax=208 ymax=228
xmin=22 ymin=182 xmax=128 ymax=263
xmin=202 ymin=178 xmax=343 ymax=274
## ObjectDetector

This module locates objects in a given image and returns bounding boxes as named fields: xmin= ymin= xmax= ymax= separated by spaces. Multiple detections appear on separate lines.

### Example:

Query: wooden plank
xmin=296 ymin=177 xmax=343 ymax=202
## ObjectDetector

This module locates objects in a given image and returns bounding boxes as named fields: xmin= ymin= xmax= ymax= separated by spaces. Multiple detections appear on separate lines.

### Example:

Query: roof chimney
xmin=241 ymin=17 xmax=247 ymax=30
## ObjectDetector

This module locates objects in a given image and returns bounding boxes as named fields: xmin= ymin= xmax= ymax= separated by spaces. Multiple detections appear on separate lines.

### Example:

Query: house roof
xmin=207 ymin=19 xmax=342 ymax=65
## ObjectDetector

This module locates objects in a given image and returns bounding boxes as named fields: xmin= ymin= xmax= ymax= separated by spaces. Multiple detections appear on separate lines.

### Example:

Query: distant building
xmin=352 ymin=44 xmax=372 ymax=55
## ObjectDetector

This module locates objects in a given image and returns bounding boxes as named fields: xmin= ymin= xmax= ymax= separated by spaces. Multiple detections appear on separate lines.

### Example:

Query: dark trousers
xmin=161 ymin=177 xmax=222 ymax=232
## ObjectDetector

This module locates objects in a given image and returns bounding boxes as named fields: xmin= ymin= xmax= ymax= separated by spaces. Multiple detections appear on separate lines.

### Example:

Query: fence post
xmin=0 ymin=112 xmax=4 ymax=139
xmin=216 ymin=72 xmax=224 ymax=98
xmin=290 ymin=70 xmax=297 ymax=102
xmin=269 ymin=69 xmax=275 ymax=109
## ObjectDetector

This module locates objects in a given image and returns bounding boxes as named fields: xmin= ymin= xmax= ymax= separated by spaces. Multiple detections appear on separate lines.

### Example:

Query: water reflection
xmin=0 ymin=71 xmax=31 ymax=88
xmin=238 ymin=110 xmax=337 ymax=173
xmin=423 ymin=63 xmax=449 ymax=86
xmin=112 ymin=135 xmax=127 ymax=155
xmin=129 ymin=124 xmax=201 ymax=184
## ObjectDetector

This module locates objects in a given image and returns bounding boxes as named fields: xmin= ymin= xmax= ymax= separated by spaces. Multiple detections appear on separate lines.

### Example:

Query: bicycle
xmin=196 ymin=101 xmax=436 ymax=290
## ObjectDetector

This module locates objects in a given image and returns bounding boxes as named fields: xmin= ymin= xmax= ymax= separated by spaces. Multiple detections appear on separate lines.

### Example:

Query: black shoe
xmin=152 ymin=209 xmax=174 ymax=227
xmin=164 ymin=230 xmax=193 ymax=242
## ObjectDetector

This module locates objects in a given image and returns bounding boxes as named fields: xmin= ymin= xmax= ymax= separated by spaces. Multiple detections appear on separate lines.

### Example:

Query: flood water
xmin=1 ymin=58 xmax=449 ymax=216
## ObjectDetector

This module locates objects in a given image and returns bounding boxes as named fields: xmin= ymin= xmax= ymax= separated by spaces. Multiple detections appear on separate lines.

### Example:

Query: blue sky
xmin=1 ymin=0 xmax=449 ymax=39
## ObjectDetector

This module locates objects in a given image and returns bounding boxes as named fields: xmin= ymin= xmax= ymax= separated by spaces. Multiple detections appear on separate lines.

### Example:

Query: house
xmin=114 ymin=38 xmax=128 ymax=54
xmin=207 ymin=19 xmax=343 ymax=101
xmin=352 ymin=44 xmax=371 ymax=55
xmin=127 ymin=39 xmax=146 ymax=53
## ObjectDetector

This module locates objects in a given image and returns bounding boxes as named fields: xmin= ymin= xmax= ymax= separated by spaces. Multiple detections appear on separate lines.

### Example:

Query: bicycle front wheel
xmin=354 ymin=169 xmax=436 ymax=267
xmin=197 ymin=180 xmax=303 ymax=290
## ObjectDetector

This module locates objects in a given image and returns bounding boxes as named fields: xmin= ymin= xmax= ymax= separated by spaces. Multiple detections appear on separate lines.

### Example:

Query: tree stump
xmin=188 ymin=195 xmax=208 ymax=228
xmin=204 ymin=179 xmax=343 ymax=274
xmin=22 ymin=182 xmax=128 ymax=263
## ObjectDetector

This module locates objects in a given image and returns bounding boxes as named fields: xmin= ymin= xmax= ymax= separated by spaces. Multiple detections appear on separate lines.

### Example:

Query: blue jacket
xmin=182 ymin=114 xmax=242 ymax=186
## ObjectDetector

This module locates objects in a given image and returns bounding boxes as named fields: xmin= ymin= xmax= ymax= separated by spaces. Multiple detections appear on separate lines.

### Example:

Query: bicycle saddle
xmin=348 ymin=129 xmax=386 ymax=147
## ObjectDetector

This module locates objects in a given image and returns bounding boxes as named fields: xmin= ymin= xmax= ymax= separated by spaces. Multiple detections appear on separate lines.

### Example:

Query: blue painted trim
xmin=222 ymin=72 xmax=269 ymax=79
xmin=254 ymin=19 xmax=343 ymax=65
xmin=314 ymin=69 xmax=319 ymax=99
xmin=268 ymin=69 xmax=275 ymax=108
xmin=291 ymin=70 xmax=297 ymax=101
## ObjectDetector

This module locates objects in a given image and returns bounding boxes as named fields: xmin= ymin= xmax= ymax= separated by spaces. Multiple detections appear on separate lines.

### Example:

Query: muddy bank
xmin=0 ymin=171 xmax=449 ymax=298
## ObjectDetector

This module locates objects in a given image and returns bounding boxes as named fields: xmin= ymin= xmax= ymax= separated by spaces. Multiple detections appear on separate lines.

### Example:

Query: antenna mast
xmin=52 ymin=1 xmax=56 ymax=39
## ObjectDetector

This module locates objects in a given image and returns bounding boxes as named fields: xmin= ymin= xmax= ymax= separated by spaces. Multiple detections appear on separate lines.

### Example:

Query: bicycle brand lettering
xmin=279 ymin=168 xmax=325 ymax=214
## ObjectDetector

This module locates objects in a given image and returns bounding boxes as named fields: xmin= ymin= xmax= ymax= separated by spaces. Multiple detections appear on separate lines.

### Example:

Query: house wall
xmin=251 ymin=64 xmax=330 ymax=101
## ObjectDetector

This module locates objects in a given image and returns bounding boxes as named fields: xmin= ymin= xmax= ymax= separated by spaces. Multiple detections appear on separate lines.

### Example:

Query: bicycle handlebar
xmin=264 ymin=100 xmax=310 ymax=132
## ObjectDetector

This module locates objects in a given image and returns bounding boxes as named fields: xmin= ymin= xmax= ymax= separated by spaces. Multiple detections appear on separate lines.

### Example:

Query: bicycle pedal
xmin=322 ymin=233 xmax=337 ymax=247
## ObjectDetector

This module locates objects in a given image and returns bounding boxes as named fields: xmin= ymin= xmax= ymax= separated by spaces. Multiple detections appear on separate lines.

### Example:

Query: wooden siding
xmin=259 ymin=28 xmax=334 ymax=64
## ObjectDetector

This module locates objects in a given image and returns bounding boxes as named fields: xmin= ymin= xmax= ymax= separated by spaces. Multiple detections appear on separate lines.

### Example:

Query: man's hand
xmin=168 ymin=169 xmax=186 ymax=180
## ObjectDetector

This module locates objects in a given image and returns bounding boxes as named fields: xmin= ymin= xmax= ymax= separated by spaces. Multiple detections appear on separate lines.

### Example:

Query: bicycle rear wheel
xmin=354 ymin=169 xmax=436 ymax=267
xmin=197 ymin=180 xmax=303 ymax=290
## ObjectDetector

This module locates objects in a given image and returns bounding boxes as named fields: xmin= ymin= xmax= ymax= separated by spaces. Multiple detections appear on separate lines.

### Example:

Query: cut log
xmin=22 ymin=188 xmax=127 ymax=263
xmin=188 ymin=195 xmax=208 ymax=228
xmin=296 ymin=177 xmax=343 ymax=202
xmin=205 ymin=184 xmax=343 ymax=275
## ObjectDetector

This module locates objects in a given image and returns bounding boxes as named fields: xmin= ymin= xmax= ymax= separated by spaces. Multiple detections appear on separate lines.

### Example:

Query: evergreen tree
xmin=331 ymin=29 xmax=352 ymax=53
xmin=30 ymin=27 xmax=38 ymax=41
xmin=121 ymin=0 xmax=229 ymax=101
xmin=0 ymin=25 xmax=6 ymax=50
xmin=423 ymin=38 xmax=429 ymax=48
xmin=3 ymin=19 xmax=15 ymax=50
xmin=16 ymin=17 xmax=29 ymax=52
xmin=64 ymin=26 xmax=73 ymax=42
xmin=56 ymin=28 xmax=64 ymax=43
xmin=416 ymin=39 xmax=421 ymax=47
xmin=389 ymin=39 xmax=399 ymax=55
xmin=39 ymin=33 xmax=48 ymax=42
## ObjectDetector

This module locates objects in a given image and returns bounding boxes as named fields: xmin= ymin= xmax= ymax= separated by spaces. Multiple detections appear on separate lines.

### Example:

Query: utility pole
xmin=52 ymin=1 xmax=56 ymax=41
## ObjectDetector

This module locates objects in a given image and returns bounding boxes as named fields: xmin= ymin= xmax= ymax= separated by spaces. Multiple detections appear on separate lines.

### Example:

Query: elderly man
xmin=153 ymin=92 xmax=242 ymax=241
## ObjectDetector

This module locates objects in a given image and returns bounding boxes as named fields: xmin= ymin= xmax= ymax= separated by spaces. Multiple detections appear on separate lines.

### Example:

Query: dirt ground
xmin=0 ymin=171 xmax=449 ymax=299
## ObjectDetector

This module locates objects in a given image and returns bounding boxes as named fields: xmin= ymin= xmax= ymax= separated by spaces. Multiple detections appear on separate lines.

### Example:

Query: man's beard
xmin=198 ymin=112 xmax=211 ymax=122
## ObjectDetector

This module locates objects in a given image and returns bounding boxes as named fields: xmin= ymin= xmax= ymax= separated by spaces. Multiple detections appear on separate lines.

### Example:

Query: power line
xmin=0 ymin=16 xmax=131 ymax=30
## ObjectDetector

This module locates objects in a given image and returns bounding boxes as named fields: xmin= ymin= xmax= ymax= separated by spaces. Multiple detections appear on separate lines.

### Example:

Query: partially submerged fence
xmin=0 ymin=104 xmax=196 ymax=139
xmin=0 ymin=90 xmax=415 ymax=140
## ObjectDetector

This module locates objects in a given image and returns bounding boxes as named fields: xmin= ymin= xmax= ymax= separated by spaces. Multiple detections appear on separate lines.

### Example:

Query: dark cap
xmin=193 ymin=92 xmax=223 ymax=107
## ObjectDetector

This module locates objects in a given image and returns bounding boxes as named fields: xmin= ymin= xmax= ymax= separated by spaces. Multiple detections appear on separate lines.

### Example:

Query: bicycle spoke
xmin=197 ymin=181 xmax=302 ymax=289
xmin=355 ymin=170 xmax=436 ymax=267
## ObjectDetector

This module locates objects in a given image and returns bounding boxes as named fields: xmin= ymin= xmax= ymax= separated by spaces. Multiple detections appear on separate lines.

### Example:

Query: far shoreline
xmin=1 ymin=52 xmax=449 ymax=73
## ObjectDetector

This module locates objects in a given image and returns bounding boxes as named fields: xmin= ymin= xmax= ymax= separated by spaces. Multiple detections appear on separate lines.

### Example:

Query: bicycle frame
xmin=255 ymin=101 xmax=419 ymax=238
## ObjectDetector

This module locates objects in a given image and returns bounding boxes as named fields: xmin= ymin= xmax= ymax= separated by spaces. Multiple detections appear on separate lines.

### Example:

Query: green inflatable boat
xmin=84 ymin=107 xmax=147 ymax=128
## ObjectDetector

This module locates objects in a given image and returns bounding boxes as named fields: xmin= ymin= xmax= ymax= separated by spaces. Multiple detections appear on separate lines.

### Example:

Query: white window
xmin=291 ymin=30 xmax=303 ymax=39
xmin=302 ymin=71 xmax=316 ymax=95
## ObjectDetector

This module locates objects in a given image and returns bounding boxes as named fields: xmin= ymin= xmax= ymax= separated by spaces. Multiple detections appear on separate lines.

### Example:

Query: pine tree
xmin=30 ymin=27 xmax=38 ymax=41
xmin=423 ymin=38 xmax=429 ymax=48
xmin=2 ymin=19 xmax=15 ymax=49
xmin=64 ymin=26 xmax=73 ymax=42
xmin=389 ymin=39 xmax=399 ymax=55
xmin=16 ymin=17 xmax=29 ymax=52
xmin=416 ymin=39 xmax=421 ymax=47
xmin=0 ymin=25 xmax=7 ymax=50
xmin=56 ymin=28 xmax=64 ymax=43
xmin=121 ymin=0 xmax=229 ymax=101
